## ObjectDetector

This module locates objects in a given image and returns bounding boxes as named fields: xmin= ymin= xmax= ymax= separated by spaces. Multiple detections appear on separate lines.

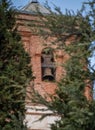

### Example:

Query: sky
xmin=11 ymin=0 xmax=85 ymax=13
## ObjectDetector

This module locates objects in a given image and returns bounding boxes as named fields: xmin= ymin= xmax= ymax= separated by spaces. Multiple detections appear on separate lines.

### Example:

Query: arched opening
xmin=41 ymin=48 xmax=56 ymax=81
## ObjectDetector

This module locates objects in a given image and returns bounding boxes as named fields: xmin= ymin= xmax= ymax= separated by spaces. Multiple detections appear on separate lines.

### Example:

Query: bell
xmin=42 ymin=68 xmax=54 ymax=81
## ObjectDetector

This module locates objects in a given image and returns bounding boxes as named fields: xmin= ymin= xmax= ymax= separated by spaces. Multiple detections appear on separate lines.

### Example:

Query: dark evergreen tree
xmin=31 ymin=0 xmax=95 ymax=130
xmin=0 ymin=0 xmax=32 ymax=129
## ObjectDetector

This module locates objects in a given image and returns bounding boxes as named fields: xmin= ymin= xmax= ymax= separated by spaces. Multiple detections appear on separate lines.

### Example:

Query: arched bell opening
xmin=41 ymin=48 xmax=56 ymax=81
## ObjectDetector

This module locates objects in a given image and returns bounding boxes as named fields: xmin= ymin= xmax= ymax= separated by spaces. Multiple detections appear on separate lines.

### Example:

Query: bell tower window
xmin=41 ymin=48 xmax=56 ymax=81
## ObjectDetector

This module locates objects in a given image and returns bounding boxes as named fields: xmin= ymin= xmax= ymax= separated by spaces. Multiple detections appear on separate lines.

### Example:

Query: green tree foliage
xmin=31 ymin=0 xmax=95 ymax=130
xmin=0 ymin=0 xmax=32 ymax=129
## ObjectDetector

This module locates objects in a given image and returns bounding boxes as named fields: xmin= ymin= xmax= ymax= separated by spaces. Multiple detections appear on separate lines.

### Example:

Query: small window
xmin=41 ymin=48 xmax=56 ymax=81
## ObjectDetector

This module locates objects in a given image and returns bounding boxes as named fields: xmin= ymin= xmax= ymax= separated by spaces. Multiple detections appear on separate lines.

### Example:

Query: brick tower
xmin=17 ymin=1 xmax=92 ymax=130
xmin=17 ymin=1 xmax=64 ymax=129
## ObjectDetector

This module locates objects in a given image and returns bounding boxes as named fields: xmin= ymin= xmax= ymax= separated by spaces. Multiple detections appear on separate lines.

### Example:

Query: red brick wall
xmin=17 ymin=12 xmax=92 ymax=102
xmin=17 ymin=13 xmax=65 ymax=98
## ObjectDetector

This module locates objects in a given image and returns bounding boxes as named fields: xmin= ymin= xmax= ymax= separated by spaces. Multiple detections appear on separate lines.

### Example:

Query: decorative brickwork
xmin=17 ymin=11 xmax=63 ymax=129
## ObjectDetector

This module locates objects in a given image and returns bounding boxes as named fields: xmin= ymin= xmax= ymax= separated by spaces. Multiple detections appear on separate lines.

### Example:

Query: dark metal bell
xmin=42 ymin=68 xmax=54 ymax=81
